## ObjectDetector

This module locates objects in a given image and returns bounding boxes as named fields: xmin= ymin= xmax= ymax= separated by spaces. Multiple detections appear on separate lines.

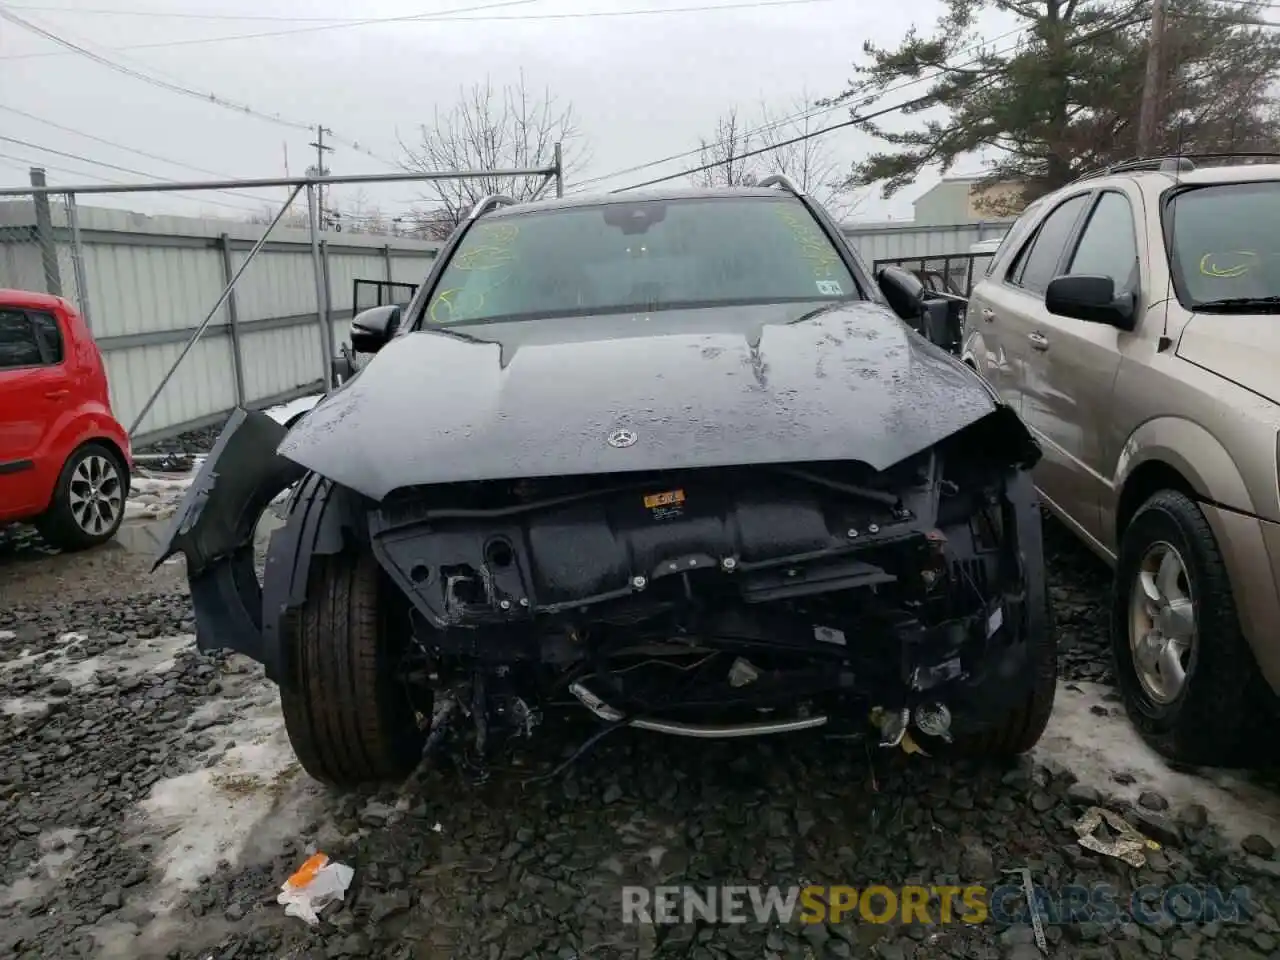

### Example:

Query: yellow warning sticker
xmin=643 ymin=489 xmax=686 ymax=509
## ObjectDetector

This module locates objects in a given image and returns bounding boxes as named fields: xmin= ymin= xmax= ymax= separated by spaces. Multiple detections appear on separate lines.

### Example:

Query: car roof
xmin=486 ymin=185 xmax=801 ymax=218
xmin=0 ymin=288 xmax=69 ymax=310
xmin=1084 ymin=162 xmax=1280 ymax=191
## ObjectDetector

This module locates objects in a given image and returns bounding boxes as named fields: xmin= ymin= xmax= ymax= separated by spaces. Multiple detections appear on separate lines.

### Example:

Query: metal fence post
xmin=218 ymin=233 xmax=247 ymax=406
xmin=29 ymin=168 xmax=62 ymax=296
xmin=554 ymin=142 xmax=564 ymax=198
xmin=127 ymin=184 xmax=303 ymax=436
xmin=320 ymin=237 xmax=334 ymax=322
xmin=65 ymin=192 xmax=92 ymax=330
xmin=306 ymin=183 xmax=335 ymax=389
xmin=383 ymin=243 xmax=393 ymax=283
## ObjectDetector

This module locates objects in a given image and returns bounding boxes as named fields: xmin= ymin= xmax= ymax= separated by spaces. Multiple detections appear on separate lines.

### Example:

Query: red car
xmin=0 ymin=288 xmax=131 ymax=550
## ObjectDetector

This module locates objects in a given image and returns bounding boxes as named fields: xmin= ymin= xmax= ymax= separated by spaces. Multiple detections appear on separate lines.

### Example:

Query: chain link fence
xmin=0 ymin=160 xmax=561 ymax=447
xmin=0 ymin=189 xmax=87 ymax=319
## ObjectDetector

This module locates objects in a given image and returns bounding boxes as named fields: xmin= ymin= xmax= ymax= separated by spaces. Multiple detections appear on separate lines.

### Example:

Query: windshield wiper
xmin=1193 ymin=296 xmax=1280 ymax=312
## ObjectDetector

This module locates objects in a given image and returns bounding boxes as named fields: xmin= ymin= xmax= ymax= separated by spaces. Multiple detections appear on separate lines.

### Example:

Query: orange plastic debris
xmin=285 ymin=852 xmax=330 ymax=890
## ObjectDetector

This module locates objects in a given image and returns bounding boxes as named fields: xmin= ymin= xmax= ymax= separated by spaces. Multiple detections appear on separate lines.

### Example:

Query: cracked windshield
xmin=4 ymin=1 xmax=1280 ymax=959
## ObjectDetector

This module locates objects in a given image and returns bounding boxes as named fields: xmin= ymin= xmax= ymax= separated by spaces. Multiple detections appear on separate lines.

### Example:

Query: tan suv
xmin=963 ymin=156 xmax=1280 ymax=765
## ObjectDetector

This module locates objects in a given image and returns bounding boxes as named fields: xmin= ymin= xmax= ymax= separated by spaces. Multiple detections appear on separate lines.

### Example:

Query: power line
xmin=2 ymin=4 xmax=365 ymax=20
xmin=0 ymin=102 xmax=233 ymax=178
xmin=0 ymin=133 xmax=271 ymax=209
xmin=0 ymin=4 xmax=312 ymax=129
xmin=0 ymin=148 xmax=261 ymax=213
xmin=570 ymin=23 xmax=1033 ymax=193
xmin=0 ymin=2 xmax=405 ymax=170
xmin=0 ymin=0 xmax=836 ymax=57
xmin=612 ymin=91 xmax=940 ymax=193
xmin=1167 ymin=9 xmax=1280 ymax=25
xmin=606 ymin=13 xmax=1150 ymax=193
xmin=0 ymin=150 xmax=123 ymax=183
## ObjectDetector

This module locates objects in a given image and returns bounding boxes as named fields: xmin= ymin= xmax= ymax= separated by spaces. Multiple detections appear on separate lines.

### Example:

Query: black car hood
xmin=279 ymin=301 xmax=998 ymax=500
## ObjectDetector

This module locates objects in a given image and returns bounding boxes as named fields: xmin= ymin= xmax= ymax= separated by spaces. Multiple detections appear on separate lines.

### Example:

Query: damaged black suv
xmin=158 ymin=177 xmax=1053 ymax=788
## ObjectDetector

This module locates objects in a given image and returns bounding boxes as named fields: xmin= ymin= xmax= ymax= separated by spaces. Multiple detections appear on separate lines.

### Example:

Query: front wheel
xmin=280 ymin=551 xmax=425 ymax=788
xmin=1110 ymin=489 xmax=1266 ymax=765
xmin=36 ymin=442 xmax=128 ymax=551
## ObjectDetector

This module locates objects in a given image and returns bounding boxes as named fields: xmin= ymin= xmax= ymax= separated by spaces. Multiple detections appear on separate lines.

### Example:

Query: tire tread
xmin=1112 ymin=489 xmax=1264 ymax=765
xmin=280 ymin=552 xmax=419 ymax=786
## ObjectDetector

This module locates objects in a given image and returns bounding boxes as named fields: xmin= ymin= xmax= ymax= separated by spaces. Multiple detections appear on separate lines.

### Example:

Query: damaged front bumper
xmin=158 ymin=407 xmax=1048 ymax=749
xmin=155 ymin=408 xmax=307 ymax=681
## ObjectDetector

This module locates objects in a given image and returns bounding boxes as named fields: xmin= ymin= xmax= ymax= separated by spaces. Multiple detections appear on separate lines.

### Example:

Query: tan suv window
xmin=1067 ymin=192 xmax=1139 ymax=290
xmin=1008 ymin=193 xmax=1091 ymax=294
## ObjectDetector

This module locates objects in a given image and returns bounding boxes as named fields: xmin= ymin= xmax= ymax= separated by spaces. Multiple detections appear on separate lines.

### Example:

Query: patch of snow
xmin=1036 ymin=681 xmax=1280 ymax=846
xmin=0 ymin=632 xmax=86 ymax=673
xmin=124 ymin=471 xmax=195 ymax=523
xmin=17 ymin=634 xmax=194 ymax=691
xmin=91 ymin=921 xmax=148 ymax=960
xmin=129 ymin=476 xmax=195 ymax=498
xmin=1 ymin=697 xmax=52 ymax=718
xmin=0 ymin=827 xmax=83 ymax=908
xmin=133 ymin=679 xmax=327 ymax=913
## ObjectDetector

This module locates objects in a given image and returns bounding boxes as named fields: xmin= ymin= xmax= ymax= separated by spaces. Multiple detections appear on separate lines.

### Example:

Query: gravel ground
xmin=2 ymin=492 xmax=1280 ymax=960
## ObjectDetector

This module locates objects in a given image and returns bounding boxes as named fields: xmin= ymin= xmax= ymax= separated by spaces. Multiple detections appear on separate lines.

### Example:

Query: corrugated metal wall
xmin=0 ymin=200 xmax=441 ymax=444
xmin=841 ymin=218 xmax=1015 ymax=262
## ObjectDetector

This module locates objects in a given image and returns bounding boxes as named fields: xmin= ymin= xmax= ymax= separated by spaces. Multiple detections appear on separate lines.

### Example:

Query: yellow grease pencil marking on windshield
xmin=776 ymin=207 xmax=840 ymax=278
xmin=453 ymin=223 xmax=520 ymax=271
xmin=428 ymin=288 xmax=457 ymax=323
xmin=429 ymin=222 xmax=520 ymax=321
xmin=1199 ymin=251 xmax=1256 ymax=278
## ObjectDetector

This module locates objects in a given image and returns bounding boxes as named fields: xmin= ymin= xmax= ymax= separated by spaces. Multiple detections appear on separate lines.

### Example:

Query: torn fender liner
xmin=154 ymin=408 xmax=306 ymax=665
xmin=261 ymin=474 xmax=365 ymax=686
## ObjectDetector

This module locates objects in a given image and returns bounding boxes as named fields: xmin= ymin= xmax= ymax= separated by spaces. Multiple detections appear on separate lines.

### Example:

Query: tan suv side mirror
xmin=1045 ymin=275 xmax=1136 ymax=331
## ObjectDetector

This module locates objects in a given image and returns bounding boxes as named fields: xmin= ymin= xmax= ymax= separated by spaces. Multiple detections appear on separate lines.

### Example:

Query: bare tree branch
xmin=399 ymin=71 xmax=589 ymax=238
xmin=688 ymin=93 xmax=861 ymax=216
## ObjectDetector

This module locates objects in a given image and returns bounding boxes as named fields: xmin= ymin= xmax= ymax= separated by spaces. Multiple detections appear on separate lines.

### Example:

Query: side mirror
xmin=331 ymin=350 xmax=355 ymax=384
xmin=1045 ymin=275 xmax=1135 ymax=329
xmin=350 ymin=304 xmax=401 ymax=354
xmin=876 ymin=265 xmax=927 ymax=322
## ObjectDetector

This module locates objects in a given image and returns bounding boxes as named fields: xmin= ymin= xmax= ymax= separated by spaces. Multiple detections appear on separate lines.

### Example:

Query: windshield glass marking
xmin=1168 ymin=183 xmax=1280 ymax=307
xmin=1199 ymin=251 xmax=1255 ymax=278
xmin=424 ymin=196 xmax=860 ymax=326
xmin=775 ymin=205 xmax=844 ymax=291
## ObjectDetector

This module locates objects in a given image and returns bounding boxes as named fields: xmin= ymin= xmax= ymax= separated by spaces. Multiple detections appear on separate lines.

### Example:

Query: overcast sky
xmin=0 ymin=0 xmax=1011 ymax=224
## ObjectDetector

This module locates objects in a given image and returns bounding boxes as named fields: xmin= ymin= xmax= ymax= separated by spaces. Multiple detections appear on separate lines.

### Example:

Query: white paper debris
xmin=277 ymin=853 xmax=354 ymax=926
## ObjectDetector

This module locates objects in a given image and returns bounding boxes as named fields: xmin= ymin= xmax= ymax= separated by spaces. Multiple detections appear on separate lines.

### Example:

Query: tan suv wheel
xmin=1110 ymin=490 xmax=1266 ymax=765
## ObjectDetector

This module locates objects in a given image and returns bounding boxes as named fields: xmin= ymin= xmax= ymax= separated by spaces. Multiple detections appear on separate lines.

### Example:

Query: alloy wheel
xmin=1127 ymin=540 xmax=1197 ymax=704
xmin=69 ymin=454 xmax=124 ymax=537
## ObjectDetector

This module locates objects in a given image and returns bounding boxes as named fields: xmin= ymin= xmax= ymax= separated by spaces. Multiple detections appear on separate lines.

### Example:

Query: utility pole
xmin=308 ymin=125 xmax=333 ymax=229
xmin=1137 ymin=0 xmax=1167 ymax=157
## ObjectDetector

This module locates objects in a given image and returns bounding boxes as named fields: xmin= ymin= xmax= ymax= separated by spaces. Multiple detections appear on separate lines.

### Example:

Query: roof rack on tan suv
xmin=1073 ymin=151 xmax=1280 ymax=183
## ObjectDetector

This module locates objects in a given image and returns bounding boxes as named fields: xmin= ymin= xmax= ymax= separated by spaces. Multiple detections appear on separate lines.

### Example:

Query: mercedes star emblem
xmin=607 ymin=428 xmax=637 ymax=449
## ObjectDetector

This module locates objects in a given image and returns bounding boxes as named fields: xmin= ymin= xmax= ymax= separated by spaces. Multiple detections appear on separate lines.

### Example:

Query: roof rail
xmin=756 ymin=173 xmax=803 ymax=195
xmin=467 ymin=194 xmax=517 ymax=220
xmin=1073 ymin=152 xmax=1280 ymax=183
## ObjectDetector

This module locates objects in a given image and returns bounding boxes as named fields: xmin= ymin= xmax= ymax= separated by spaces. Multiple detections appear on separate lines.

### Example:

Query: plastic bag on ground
xmin=277 ymin=852 xmax=354 ymax=926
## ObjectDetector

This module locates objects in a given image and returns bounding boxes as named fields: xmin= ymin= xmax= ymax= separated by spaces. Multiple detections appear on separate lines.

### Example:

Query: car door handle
xmin=981 ymin=308 xmax=995 ymax=323
xmin=44 ymin=389 xmax=69 ymax=400
xmin=1027 ymin=332 xmax=1049 ymax=351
